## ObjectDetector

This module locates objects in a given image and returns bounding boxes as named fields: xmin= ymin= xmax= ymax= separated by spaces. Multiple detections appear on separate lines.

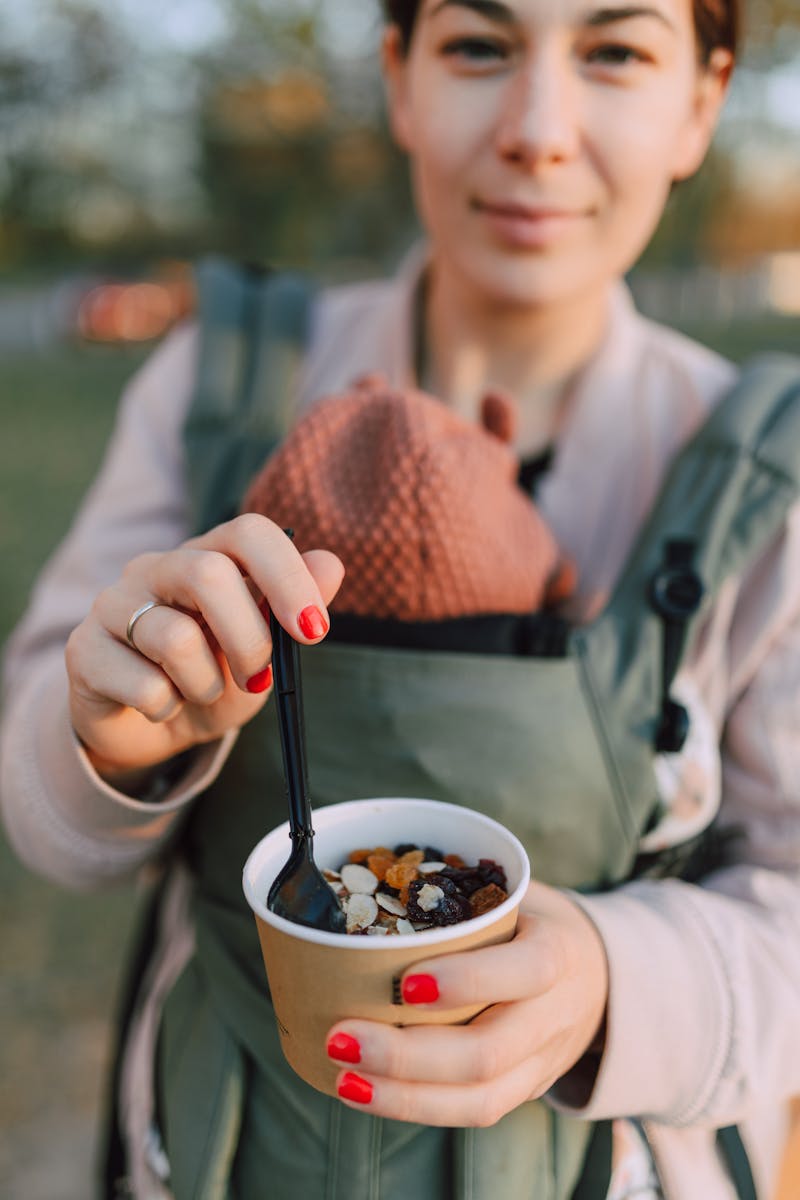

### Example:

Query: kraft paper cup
xmin=242 ymin=797 xmax=531 ymax=1096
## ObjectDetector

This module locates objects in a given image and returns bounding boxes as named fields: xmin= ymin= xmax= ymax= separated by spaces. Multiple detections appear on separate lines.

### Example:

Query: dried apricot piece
xmin=385 ymin=861 xmax=420 ymax=890
xmin=367 ymin=854 xmax=395 ymax=882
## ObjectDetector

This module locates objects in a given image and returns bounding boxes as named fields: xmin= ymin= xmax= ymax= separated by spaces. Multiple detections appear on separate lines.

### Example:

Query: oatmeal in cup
xmin=242 ymin=797 xmax=531 ymax=1095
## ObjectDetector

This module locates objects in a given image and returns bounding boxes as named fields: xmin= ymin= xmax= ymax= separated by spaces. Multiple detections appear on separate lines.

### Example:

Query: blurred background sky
xmin=0 ymin=2 xmax=798 ymax=1197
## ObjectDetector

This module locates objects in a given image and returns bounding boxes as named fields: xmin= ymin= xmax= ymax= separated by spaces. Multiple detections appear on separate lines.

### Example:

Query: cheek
xmin=405 ymin=77 xmax=489 ymax=212
xmin=590 ymin=77 xmax=697 ymax=199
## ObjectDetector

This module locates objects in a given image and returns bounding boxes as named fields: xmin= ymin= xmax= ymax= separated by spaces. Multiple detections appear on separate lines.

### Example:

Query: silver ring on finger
xmin=125 ymin=600 xmax=168 ymax=651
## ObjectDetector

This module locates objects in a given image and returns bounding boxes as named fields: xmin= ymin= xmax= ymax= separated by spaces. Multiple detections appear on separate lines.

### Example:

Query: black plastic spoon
xmin=266 ymin=598 xmax=346 ymax=934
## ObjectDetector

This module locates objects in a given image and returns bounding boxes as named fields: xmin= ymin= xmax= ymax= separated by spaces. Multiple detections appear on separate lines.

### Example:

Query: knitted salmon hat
xmin=242 ymin=376 xmax=574 ymax=622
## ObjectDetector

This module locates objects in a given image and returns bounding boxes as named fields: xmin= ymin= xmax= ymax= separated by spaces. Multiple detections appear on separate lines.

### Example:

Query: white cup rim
xmin=242 ymin=797 xmax=531 ymax=949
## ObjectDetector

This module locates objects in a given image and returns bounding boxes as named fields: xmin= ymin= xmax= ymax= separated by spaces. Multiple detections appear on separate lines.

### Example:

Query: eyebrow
xmin=586 ymin=6 xmax=676 ymax=31
xmin=427 ymin=1 xmax=518 ymax=24
xmin=427 ymin=1 xmax=677 ymax=32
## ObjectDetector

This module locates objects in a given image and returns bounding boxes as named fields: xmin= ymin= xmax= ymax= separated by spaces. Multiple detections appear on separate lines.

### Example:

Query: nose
xmin=495 ymin=45 xmax=581 ymax=167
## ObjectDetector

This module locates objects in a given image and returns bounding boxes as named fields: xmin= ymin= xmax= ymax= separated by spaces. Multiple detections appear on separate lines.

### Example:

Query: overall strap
xmin=569 ymin=1121 xmax=613 ymax=1199
xmin=183 ymin=256 xmax=317 ymax=536
xmin=610 ymin=352 xmax=800 ymax=638
xmin=717 ymin=1127 xmax=758 ymax=1200
xmin=572 ymin=355 xmax=800 ymax=859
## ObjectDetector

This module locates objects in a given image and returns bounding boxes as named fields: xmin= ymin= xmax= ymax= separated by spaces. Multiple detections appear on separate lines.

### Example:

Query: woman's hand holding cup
xmin=327 ymin=881 xmax=609 ymax=1127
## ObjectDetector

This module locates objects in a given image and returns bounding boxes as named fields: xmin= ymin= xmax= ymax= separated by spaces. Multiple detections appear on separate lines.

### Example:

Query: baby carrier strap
xmin=573 ymin=354 xmax=800 ymax=851
xmin=609 ymin=351 xmax=800 ymax=627
xmin=184 ymin=256 xmax=317 ymax=535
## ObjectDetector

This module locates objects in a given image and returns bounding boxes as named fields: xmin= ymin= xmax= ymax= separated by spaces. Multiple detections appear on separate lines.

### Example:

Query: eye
xmin=440 ymin=37 xmax=510 ymax=64
xmin=586 ymin=43 xmax=649 ymax=66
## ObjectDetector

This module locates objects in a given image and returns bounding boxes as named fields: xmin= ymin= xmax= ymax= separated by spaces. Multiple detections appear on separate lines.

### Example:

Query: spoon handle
xmin=269 ymin=609 xmax=314 ymax=842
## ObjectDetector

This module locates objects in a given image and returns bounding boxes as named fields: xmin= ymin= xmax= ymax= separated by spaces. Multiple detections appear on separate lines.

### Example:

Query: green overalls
xmin=135 ymin=262 xmax=800 ymax=1200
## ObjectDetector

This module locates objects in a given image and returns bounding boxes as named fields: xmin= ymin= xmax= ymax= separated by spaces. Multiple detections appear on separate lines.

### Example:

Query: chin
xmin=458 ymin=249 xmax=593 ymax=311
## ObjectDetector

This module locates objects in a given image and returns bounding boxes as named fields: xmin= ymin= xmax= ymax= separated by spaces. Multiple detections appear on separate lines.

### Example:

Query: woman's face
xmin=383 ymin=0 xmax=732 ymax=307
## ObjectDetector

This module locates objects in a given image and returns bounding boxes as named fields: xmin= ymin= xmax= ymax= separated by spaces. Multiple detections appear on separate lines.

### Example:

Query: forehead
xmin=421 ymin=0 xmax=690 ymax=28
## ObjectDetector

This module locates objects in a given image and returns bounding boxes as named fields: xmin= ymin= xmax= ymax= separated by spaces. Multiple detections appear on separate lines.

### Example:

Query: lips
xmin=475 ymin=199 xmax=586 ymax=219
xmin=472 ymin=197 xmax=591 ymax=249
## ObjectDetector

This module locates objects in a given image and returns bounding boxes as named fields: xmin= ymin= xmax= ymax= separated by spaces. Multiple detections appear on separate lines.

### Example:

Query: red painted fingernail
xmin=327 ymin=1033 xmax=361 ymax=1064
xmin=298 ymin=605 xmax=328 ymax=640
xmin=337 ymin=1072 xmax=373 ymax=1104
xmin=246 ymin=665 xmax=273 ymax=693
xmin=402 ymin=974 xmax=439 ymax=1004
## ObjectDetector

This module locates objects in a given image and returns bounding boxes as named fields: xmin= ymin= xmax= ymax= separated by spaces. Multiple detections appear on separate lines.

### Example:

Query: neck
xmin=418 ymin=259 xmax=613 ymax=456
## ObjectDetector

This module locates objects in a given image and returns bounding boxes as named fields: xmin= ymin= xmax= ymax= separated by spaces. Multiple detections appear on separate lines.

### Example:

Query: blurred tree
xmin=194 ymin=2 xmax=415 ymax=271
xmin=0 ymin=0 xmax=797 ymax=275
xmin=0 ymin=3 xmax=136 ymax=267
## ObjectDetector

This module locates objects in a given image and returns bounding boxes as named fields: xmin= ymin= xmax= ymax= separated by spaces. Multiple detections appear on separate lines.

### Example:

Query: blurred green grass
xmin=0 ymin=345 xmax=147 ymax=636
xmin=0 ymin=314 xmax=797 ymax=1193
xmin=0 ymin=343 xmax=148 ymax=1195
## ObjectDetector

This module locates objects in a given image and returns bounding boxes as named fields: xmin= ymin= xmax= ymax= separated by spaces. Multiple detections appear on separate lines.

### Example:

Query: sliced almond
xmin=375 ymin=893 xmax=408 ymax=917
xmin=366 ymin=924 xmax=390 ymax=936
xmin=396 ymin=918 xmax=416 ymax=935
xmin=418 ymin=861 xmax=447 ymax=875
xmin=345 ymin=893 xmax=378 ymax=932
xmin=340 ymin=864 xmax=379 ymax=895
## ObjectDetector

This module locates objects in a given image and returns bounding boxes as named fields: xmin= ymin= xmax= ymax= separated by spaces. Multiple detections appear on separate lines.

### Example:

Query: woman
xmin=2 ymin=1 xmax=799 ymax=1197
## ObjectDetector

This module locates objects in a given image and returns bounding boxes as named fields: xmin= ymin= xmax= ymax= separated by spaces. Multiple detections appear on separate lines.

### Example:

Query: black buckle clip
xmin=649 ymin=539 xmax=704 ymax=753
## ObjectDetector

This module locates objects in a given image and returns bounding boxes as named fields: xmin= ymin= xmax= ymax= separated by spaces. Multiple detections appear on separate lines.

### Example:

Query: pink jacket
xmin=2 ymin=244 xmax=800 ymax=1199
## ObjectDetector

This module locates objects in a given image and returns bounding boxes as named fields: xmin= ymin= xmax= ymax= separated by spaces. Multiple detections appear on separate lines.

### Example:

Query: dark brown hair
xmin=382 ymin=0 xmax=739 ymax=63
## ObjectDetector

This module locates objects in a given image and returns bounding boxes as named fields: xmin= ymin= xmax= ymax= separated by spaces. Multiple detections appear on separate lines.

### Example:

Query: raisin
xmin=422 ymin=846 xmax=444 ymax=862
xmin=477 ymin=859 xmax=508 ymax=890
xmin=399 ymin=849 xmax=425 ymax=865
xmin=367 ymin=854 xmax=394 ymax=882
xmin=406 ymin=875 xmax=471 ymax=926
xmin=433 ymin=896 xmax=471 ymax=925
xmin=469 ymin=883 xmax=508 ymax=917
xmin=439 ymin=867 xmax=484 ymax=896
xmin=393 ymin=843 xmax=418 ymax=857
xmin=385 ymin=861 xmax=420 ymax=889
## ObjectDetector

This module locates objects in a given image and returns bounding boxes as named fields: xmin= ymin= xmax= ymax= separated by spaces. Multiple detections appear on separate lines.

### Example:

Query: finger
xmin=397 ymin=911 xmax=559 ymax=1010
xmin=67 ymin=622 xmax=184 ymax=723
xmin=328 ymin=996 xmax=551 ymax=1085
xmin=185 ymin=515 xmax=340 ymax=645
xmin=334 ymin=1050 xmax=547 ymax=1128
xmin=112 ymin=552 xmax=272 ymax=692
xmin=104 ymin=599 xmax=229 ymax=705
